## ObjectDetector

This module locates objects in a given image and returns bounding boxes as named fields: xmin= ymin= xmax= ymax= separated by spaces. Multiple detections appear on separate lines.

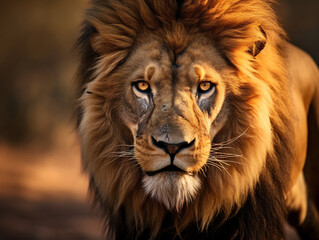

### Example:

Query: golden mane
xmin=76 ymin=0 xmax=300 ymax=239
xmin=82 ymin=0 xmax=286 ymax=78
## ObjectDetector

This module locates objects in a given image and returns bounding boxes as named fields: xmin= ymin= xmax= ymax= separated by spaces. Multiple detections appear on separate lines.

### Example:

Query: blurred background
xmin=0 ymin=0 xmax=318 ymax=239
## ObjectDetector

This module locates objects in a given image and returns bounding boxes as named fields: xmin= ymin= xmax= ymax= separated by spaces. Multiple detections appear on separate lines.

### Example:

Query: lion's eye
xmin=134 ymin=81 xmax=151 ymax=93
xmin=198 ymin=81 xmax=214 ymax=93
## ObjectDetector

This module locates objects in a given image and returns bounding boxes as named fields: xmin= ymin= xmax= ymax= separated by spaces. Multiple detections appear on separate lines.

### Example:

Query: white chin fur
xmin=142 ymin=173 xmax=201 ymax=211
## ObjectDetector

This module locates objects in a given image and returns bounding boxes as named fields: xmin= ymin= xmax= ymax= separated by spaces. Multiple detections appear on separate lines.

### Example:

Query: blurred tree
xmin=0 ymin=0 xmax=318 ymax=146
xmin=0 ymin=0 xmax=88 ymax=145
xmin=278 ymin=0 xmax=319 ymax=63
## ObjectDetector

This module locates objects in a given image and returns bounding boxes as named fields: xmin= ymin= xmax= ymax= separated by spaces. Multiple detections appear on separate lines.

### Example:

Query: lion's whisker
xmin=214 ymin=160 xmax=232 ymax=177
xmin=114 ymin=150 xmax=134 ymax=156
xmin=115 ymin=144 xmax=135 ymax=148
xmin=206 ymin=158 xmax=229 ymax=171
xmin=215 ymin=154 xmax=248 ymax=163
xmin=207 ymin=158 xmax=231 ymax=167
xmin=199 ymin=166 xmax=207 ymax=177
xmin=206 ymin=162 xmax=224 ymax=172
xmin=213 ymin=154 xmax=243 ymax=159
xmin=208 ymin=155 xmax=245 ymax=166
xmin=211 ymin=128 xmax=249 ymax=147
xmin=210 ymin=146 xmax=237 ymax=152
xmin=211 ymin=151 xmax=243 ymax=157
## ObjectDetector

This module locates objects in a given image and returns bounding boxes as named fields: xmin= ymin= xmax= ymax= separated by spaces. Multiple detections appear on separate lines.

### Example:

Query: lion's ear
xmin=248 ymin=26 xmax=267 ymax=57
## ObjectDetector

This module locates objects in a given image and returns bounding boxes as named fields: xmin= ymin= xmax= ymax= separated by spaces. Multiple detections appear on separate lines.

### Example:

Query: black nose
xmin=151 ymin=136 xmax=195 ymax=158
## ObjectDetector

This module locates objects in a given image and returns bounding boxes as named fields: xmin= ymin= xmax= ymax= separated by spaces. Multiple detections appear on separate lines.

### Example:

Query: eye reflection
xmin=198 ymin=81 xmax=214 ymax=93
xmin=134 ymin=80 xmax=151 ymax=93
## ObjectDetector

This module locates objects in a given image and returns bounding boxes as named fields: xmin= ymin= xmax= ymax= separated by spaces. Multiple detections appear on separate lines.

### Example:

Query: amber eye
xmin=134 ymin=81 xmax=151 ymax=93
xmin=198 ymin=81 xmax=214 ymax=93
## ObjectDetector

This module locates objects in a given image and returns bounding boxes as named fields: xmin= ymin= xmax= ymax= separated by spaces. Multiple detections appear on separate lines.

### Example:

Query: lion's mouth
xmin=145 ymin=165 xmax=194 ymax=176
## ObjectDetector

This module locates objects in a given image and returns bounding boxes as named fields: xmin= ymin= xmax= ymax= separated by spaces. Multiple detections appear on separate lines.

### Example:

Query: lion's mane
xmin=77 ymin=0 xmax=294 ymax=239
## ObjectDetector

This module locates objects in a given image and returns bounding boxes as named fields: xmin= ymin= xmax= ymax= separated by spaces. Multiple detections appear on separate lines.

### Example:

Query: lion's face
xmin=121 ymin=35 xmax=230 ymax=210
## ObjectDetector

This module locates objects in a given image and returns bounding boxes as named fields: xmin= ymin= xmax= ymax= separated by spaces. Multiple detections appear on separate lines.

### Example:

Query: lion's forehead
xmin=128 ymin=36 xmax=226 ymax=87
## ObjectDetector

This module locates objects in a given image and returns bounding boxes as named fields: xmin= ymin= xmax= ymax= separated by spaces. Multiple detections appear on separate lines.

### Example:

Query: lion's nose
xmin=151 ymin=136 xmax=195 ymax=159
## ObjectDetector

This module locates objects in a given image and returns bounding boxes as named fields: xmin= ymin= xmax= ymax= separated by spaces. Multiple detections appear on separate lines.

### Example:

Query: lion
xmin=76 ymin=0 xmax=319 ymax=239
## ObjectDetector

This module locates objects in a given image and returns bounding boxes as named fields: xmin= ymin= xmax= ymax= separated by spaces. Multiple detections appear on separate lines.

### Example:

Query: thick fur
xmin=76 ymin=0 xmax=319 ymax=239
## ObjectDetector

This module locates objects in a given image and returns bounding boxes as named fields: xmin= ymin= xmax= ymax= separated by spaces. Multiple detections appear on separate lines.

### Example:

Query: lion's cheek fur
xmin=192 ymin=92 xmax=275 ymax=226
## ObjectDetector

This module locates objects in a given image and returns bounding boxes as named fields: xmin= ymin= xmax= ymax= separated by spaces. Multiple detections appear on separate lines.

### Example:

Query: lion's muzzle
xmin=144 ymin=137 xmax=196 ymax=176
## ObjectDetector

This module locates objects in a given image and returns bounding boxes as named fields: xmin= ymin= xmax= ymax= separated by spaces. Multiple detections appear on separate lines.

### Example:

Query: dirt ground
xmin=0 ymin=129 xmax=102 ymax=240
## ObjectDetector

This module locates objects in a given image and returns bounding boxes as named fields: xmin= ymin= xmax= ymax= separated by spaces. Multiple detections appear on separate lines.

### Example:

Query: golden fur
xmin=77 ymin=0 xmax=319 ymax=239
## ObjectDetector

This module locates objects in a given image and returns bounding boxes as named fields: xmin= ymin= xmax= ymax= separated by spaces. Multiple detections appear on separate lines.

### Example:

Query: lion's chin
xmin=142 ymin=172 xmax=201 ymax=211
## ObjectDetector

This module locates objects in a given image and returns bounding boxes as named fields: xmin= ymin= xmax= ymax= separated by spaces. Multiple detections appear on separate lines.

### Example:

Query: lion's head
xmin=77 ymin=0 xmax=293 ymax=238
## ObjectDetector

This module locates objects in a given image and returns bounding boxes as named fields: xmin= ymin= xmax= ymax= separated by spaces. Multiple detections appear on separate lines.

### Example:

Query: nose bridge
xmin=173 ymin=90 xmax=196 ymax=122
xmin=154 ymin=87 xmax=194 ymax=118
xmin=152 ymin=119 xmax=194 ymax=144
xmin=151 ymin=107 xmax=195 ymax=145
xmin=150 ymin=83 xmax=198 ymax=143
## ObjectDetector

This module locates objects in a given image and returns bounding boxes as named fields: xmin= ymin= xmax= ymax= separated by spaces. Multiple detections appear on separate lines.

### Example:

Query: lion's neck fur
xmin=90 ymin=161 xmax=288 ymax=240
